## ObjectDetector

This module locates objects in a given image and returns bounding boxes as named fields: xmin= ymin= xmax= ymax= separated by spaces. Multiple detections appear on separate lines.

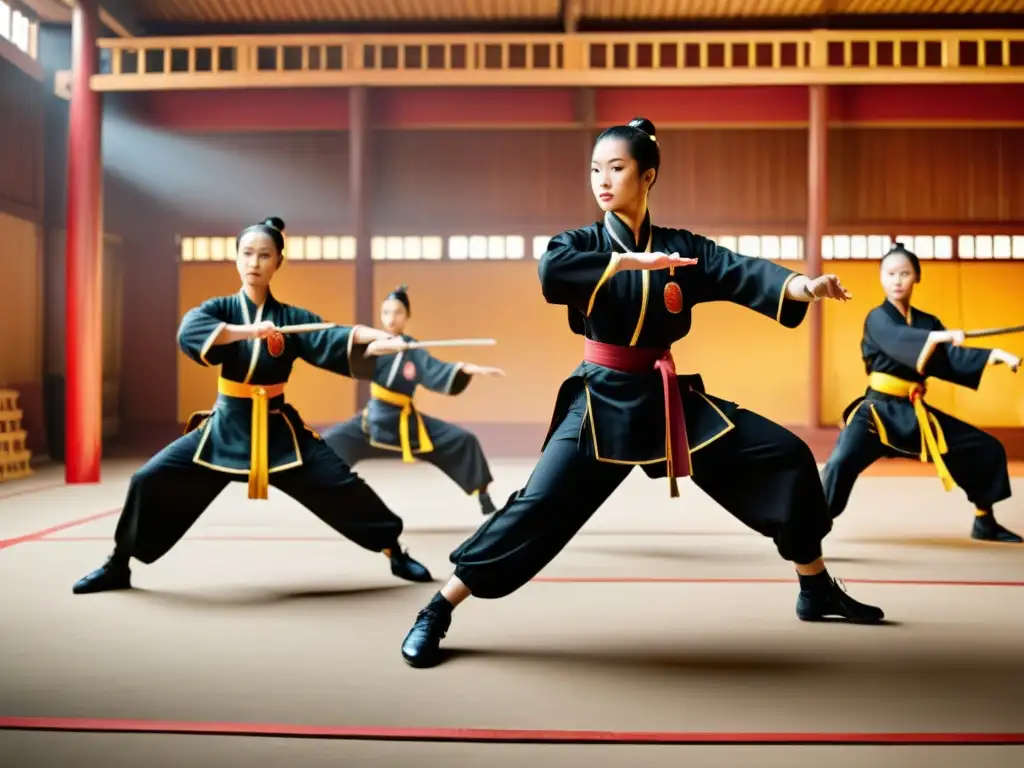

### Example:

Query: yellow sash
xmin=369 ymin=382 xmax=434 ymax=462
xmin=867 ymin=372 xmax=953 ymax=491
xmin=218 ymin=377 xmax=286 ymax=500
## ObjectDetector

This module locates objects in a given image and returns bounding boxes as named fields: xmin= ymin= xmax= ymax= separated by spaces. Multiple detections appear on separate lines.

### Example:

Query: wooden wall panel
xmin=0 ymin=211 xmax=45 ymax=456
xmin=0 ymin=212 xmax=42 ymax=385
xmin=654 ymin=129 xmax=808 ymax=230
xmin=829 ymin=128 xmax=1024 ymax=225
xmin=0 ymin=57 xmax=43 ymax=221
xmin=116 ymin=132 xmax=353 ymax=235
xmin=370 ymin=130 xmax=585 ymax=235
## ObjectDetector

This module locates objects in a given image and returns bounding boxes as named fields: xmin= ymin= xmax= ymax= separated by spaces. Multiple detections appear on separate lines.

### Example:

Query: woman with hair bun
xmin=323 ymin=284 xmax=505 ymax=516
xmin=73 ymin=217 xmax=435 ymax=595
xmin=400 ymin=117 xmax=885 ymax=668
xmin=822 ymin=241 xmax=1021 ymax=543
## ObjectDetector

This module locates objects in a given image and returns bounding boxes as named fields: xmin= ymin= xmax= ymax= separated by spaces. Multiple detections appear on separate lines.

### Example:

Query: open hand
xmin=463 ymin=364 xmax=505 ymax=377
xmin=364 ymin=336 xmax=410 ymax=357
xmin=621 ymin=252 xmax=699 ymax=271
xmin=989 ymin=348 xmax=1021 ymax=372
xmin=806 ymin=274 xmax=852 ymax=302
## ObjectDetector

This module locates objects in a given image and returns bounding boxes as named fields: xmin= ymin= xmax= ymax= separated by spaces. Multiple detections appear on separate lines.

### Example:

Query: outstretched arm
xmin=419 ymin=352 xmax=505 ymax=396
xmin=689 ymin=234 xmax=823 ymax=328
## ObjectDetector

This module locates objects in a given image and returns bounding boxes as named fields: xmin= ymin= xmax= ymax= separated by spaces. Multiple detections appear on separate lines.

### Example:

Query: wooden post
xmin=806 ymin=84 xmax=827 ymax=429
xmin=65 ymin=0 xmax=103 ymax=483
xmin=350 ymin=86 xmax=373 ymax=410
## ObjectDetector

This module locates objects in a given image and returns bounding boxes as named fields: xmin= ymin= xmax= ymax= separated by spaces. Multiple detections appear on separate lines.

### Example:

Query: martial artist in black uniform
xmin=73 ymin=217 xmax=433 ymax=594
xmin=399 ymin=118 xmax=886 ymax=668
xmin=322 ymin=285 xmax=504 ymax=516
xmin=822 ymin=242 xmax=1021 ymax=543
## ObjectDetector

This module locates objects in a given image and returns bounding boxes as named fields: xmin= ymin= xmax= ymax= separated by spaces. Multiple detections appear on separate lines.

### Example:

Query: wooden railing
xmin=73 ymin=29 xmax=1024 ymax=91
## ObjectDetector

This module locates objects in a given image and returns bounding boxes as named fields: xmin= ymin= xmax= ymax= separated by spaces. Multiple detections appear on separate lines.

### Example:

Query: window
xmin=370 ymin=236 xmax=442 ymax=261
xmin=179 ymin=235 xmax=356 ymax=262
xmin=533 ymin=236 xmax=551 ymax=259
xmin=958 ymin=235 xmax=1024 ymax=260
xmin=0 ymin=3 xmax=37 ymax=58
xmin=448 ymin=235 xmax=525 ymax=260
xmin=707 ymin=234 xmax=804 ymax=261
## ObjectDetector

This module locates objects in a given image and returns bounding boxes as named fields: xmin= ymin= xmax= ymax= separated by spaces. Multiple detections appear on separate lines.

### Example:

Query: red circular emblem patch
xmin=402 ymin=361 xmax=417 ymax=380
xmin=663 ymin=282 xmax=683 ymax=314
xmin=266 ymin=331 xmax=285 ymax=358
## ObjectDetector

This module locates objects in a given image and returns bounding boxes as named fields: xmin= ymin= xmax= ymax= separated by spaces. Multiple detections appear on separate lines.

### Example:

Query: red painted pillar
xmin=65 ymin=0 xmax=103 ymax=483
xmin=806 ymin=84 xmax=828 ymax=429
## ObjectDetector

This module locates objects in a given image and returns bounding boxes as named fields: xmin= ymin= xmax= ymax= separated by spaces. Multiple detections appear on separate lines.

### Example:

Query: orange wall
xmin=0 ymin=211 xmax=42 ymax=387
xmin=177 ymin=263 xmax=357 ymax=424
xmin=822 ymin=262 xmax=1024 ymax=428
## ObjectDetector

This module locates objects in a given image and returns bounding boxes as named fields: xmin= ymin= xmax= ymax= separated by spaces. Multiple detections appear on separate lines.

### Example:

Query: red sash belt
xmin=583 ymin=338 xmax=691 ymax=497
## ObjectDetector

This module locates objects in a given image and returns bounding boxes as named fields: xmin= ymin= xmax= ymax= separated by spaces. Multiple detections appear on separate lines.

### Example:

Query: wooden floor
xmin=1 ymin=457 xmax=1022 ymax=767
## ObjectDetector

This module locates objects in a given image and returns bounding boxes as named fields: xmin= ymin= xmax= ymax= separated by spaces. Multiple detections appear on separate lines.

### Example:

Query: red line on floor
xmin=0 ymin=717 xmax=1021 ymax=745
xmin=45 ymin=535 xmax=342 ymax=542
xmin=0 ymin=481 xmax=65 ymax=501
xmin=0 ymin=508 xmax=122 ymax=552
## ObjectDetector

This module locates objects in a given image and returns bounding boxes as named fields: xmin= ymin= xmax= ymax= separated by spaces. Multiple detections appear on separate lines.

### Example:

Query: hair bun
xmin=395 ymin=283 xmax=408 ymax=293
xmin=628 ymin=117 xmax=658 ymax=140
xmin=263 ymin=217 xmax=286 ymax=232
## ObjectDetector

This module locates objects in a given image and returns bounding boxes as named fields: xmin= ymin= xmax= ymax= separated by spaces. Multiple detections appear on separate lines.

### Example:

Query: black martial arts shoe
xmin=401 ymin=606 xmax=451 ymax=668
xmin=796 ymin=572 xmax=884 ymax=624
xmin=971 ymin=513 xmax=1023 ymax=543
xmin=389 ymin=548 xmax=434 ymax=583
xmin=72 ymin=554 xmax=132 ymax=594
xmin=478 ymin=490 xmax=497 ymax=516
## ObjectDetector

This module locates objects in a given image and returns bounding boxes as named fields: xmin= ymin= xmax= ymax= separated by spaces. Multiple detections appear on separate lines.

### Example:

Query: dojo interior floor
xmin=1 ymin=458 xmax=1022 ymax=767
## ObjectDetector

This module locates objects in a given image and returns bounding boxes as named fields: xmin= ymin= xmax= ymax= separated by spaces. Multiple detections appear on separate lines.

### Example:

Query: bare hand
xmin=364 ymin=336 xmax=409 ymax=357
xmin=250 ymin=320 xmax=278 ymax=339
xmin=621 ymin=252 xmax=699 ymax=272
xmin=935 ymin=330 xmax=966 ymax=347
xmin=989 ymin=348 xmax=1021 ymax=372
xmin=806 ymin=274 xmax=852 ymax=302
xmin=463 ymin=364 xmax=505 ymax=377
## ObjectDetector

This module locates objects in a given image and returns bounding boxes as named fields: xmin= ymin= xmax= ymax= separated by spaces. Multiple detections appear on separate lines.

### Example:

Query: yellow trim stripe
xmin=586 ymin=254 xmax=622 ymax=317
xmin=775 ymin=272 xmax=799 ymax=324
xmin=199 ymin=322 xmax=226 ymax=366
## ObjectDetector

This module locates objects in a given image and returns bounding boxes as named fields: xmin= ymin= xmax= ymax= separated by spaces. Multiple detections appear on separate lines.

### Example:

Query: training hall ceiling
xmin=128 ymin=0 xmax=1024 ymax=25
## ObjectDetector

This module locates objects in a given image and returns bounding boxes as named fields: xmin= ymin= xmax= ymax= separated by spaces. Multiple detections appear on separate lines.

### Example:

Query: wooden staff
xmin=964 ymin=324 xmax=1024 ymax=340
xmin=275 ymin=323 xmax=336 ymax=334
